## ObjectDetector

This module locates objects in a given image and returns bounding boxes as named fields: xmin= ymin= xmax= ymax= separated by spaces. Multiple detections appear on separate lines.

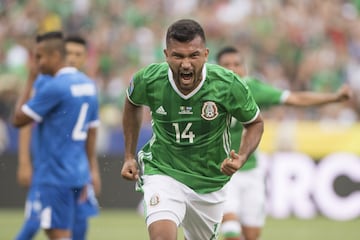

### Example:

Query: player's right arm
xmin=12 ymin=53 xmax=39 ymax=127
xmin=15 ymin=55 xmax=39 ymax=186
xmin=121 ymin=70 xmax=149 ymax=181
xmin=121 ymin=98 xmax=142 ymax=181
xmin=12 ymin=78 xmax=37 ymax=128
xmin=17 ymin=125 xmax=32 ymax=187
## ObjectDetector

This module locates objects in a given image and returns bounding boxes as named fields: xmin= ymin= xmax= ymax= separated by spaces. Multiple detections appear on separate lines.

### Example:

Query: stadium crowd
xmin=0 ymin=0 xmax=359 ymax=154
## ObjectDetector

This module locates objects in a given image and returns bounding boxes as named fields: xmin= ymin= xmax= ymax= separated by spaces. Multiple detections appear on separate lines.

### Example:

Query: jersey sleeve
xmin=227 ymin=75 xmax=260 ymax=124
xmin=247 ymin=77 xmax=287 ymax=108
xmin=30 ymin=74 xmax=49 ymax=99
xmin=126 ymin=68 xmax=148 ymax=106
xmin=22 ymin=79 xmax=64 ymax=122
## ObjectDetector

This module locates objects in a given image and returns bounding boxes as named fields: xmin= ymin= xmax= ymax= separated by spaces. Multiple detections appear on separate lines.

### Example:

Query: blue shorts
xmin=39 ymin=185 xmax=83 ymax=230
xmin=24 ymin=185 xmax=42 ymax=222
xmin=76 ymin=184 xmax=99 ymax=220
xmin=21 ymin=184 xmax=99 ymax=230
xmin=16 ymin=184 xmax=99 ymax=240
xmin=15 ymin=185 xmax=42 ymax=240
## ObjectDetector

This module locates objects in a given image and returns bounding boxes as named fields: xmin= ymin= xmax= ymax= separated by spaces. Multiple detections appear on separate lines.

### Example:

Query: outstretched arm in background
xmin=285 ymin=84 xmax=352 ymax=106
xmin=121 ymin=98 xmax=143 ymax=181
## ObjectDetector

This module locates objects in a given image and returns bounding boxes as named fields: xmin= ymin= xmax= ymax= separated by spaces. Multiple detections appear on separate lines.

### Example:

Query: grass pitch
xmin=1 ymin=208 xmax=359 ymax=239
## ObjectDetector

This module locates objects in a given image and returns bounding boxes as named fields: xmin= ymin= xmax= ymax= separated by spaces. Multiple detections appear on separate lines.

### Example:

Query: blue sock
xmin=72 ymin=218 xmax=88 ymax=240
xmin=15 ymin=218 xmax=40 ymax=240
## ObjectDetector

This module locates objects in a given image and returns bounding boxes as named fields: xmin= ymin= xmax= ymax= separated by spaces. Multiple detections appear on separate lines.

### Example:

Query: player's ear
xmin=204 ymin=48 xmax=209 ymax=61
xmin=163 ymin=49 xmax=169 ymax=58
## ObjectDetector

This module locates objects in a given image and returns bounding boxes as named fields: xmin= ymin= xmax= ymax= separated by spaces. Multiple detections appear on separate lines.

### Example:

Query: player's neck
xmin=52 ymin=63 xmax=67 ymax=76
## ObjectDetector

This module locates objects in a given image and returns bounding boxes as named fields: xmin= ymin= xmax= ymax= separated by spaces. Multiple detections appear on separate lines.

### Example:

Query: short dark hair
xmin=216 ymin=46 xmax=239 ymax=63
xmin=35 ymin=31 xmax=66 ymax=57
xmin=166 ymin=19 xmax=206 ymax=46
xmin=65 ymin=35 xmax=87 ymax=48
xmin=36 ymin=31 xmax=63 ymax=43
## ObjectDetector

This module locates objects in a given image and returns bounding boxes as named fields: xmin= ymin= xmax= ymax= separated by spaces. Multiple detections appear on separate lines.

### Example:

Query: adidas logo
xmin=155 ymin=106 xmax=167 ymax=115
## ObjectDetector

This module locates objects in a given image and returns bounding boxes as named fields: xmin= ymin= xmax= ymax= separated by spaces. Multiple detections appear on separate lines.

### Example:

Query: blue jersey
xmin=22 ymin=67 xmax=99 ymax=188
xmin=32 ymin=74 xmax=49 ymax=90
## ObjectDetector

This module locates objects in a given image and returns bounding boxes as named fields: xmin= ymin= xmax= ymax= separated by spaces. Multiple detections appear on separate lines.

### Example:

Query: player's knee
xmin=221 ymin=220 xmax=241 ymax=239
xmin=242 ymin=229 xmax=261 ymax=240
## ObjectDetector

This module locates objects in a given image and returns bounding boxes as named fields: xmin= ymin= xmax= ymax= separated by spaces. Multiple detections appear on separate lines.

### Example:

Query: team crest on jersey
xmin=201 ymin=101 xmax=218 ymax=120
xmin=149 ymin=193 xmax=160 ymax=206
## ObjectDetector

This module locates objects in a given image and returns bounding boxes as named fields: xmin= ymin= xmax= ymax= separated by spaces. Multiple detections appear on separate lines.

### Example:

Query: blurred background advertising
xmin=0 ymin=0 xmax=360 ymax=220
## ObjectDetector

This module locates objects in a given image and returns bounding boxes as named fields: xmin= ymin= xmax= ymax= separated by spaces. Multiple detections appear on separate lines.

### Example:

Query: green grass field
xmin=1 ymin=208 xmax=359 ymax=240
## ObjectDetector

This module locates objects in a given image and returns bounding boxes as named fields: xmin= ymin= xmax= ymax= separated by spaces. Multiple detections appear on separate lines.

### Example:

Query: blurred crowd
xmin=1 ymin=0 xmax=360 ymax=153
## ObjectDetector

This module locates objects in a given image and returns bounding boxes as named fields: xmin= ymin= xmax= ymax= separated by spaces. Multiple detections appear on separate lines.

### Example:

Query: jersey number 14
xmin=172 ymin=122 xmax=195 ymax=143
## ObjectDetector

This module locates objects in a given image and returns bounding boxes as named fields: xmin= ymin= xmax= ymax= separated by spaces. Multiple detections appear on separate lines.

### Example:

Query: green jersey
xmin=231 ymin=76 xmax=289 ymax=170
xmin=127 ymin=62 xmax=259 ymax=193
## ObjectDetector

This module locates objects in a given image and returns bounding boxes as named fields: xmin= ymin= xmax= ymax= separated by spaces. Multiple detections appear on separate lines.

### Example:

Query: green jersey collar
xmin=167 ymin=63 xmax=207 ymax=100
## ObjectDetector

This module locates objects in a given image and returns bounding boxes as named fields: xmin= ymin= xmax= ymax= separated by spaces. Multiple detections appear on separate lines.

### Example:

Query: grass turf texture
xmin=1 ymin=208 xmax=359 ymax=239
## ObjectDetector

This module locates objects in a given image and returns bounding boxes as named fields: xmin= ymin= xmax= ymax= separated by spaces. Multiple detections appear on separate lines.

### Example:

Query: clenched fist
xmin=220 ymin=150 xmax=246 ymax=176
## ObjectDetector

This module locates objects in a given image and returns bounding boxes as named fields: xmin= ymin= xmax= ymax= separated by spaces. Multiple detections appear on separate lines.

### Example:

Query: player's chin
xmin=39 ymin=68 xmax=50 ymax=75
xmin=180 ymin=79 xmax=194 ymax=88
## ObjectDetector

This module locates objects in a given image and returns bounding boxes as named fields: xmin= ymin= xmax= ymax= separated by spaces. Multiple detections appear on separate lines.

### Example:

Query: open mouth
xmin=180 ymin=72 xmax=194 ymax=83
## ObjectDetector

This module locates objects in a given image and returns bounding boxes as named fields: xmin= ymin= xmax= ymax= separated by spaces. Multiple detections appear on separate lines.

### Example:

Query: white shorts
xmin=142 ymin=174 xmax=226 ymax=240
xmin=223 ymin=167 xmax=266 ymax=227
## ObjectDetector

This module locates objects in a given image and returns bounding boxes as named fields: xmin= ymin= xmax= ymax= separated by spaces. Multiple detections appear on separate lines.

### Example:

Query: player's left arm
xmin=284 ymin=84 xmax=352 ymax=106
xmin=86 ymin=126 xmax=101 ymax=195
xmin=221 ymin=114 xmax=264 ymax=176
xmin=221 ymin=75 xmax=264 ymax=175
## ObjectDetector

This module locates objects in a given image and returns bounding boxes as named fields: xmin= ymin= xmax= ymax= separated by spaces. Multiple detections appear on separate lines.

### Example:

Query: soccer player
xmin=120 ymin=19 xmax=264 ymax=240
xmin=15 ymin=35 xmax=100 ymax=240
xmin=216 ymin=46 xmax=352 ymax=240
xmin=12 ymin=31 xmax=100 ymax=240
